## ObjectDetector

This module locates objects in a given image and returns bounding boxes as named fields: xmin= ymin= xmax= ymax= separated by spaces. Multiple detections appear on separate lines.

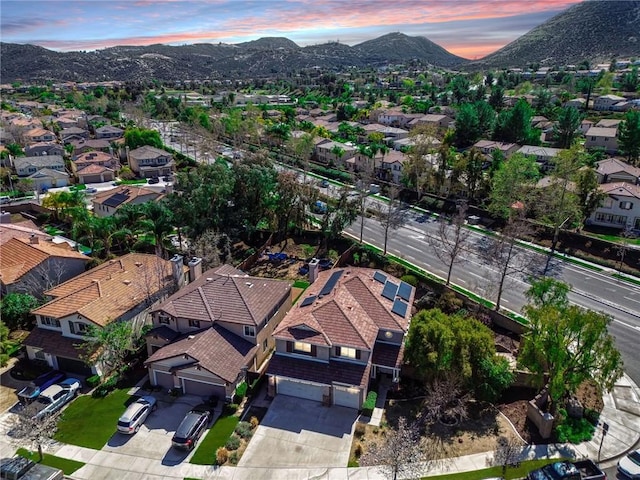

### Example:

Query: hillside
xmin=468 ymin=0 xmax=640 ymax=69
xmin=0 ymin=34 xmax=465 ymax=83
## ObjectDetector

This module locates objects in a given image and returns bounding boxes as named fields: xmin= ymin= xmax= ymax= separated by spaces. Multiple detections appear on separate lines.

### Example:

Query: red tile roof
xmin=371 ymin=342 xmax=405 ymax=369
xmin=24 ymin=327 xmax=92 ymax=360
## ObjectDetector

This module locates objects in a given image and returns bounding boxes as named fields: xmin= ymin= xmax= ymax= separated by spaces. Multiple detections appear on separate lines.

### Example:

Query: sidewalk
xmin=1 ymin=373 xmax=638 ymax=480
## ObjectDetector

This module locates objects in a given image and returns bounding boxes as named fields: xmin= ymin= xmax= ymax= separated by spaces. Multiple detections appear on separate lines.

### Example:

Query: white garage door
xmin=276 ymin=377 xmax=325 ymax=402
xmin=152 ymin=370 xmax=174 ymax=389
xmin=333 ymin=385 xmax=361 ymax=409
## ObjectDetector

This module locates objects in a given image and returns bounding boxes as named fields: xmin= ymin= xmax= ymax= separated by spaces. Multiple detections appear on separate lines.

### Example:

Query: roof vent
xmin=206 ymin=277 xmax=213 ymax=282
xmin=123 ymin=279 xmax=131 ymax=285
xmin=135 ymin=262 xmax=143 ymax=267
xmin=188 ymin=335 xmax=195 ymax=340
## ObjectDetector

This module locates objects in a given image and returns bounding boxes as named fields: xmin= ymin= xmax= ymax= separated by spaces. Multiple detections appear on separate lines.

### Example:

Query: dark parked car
xmin=148 ymin=177 xmax=160 ymax=184
xmin=16 ymin=370 xmax=65 ymax=404
xmin=171 ymin=407 xmax=210 ymax=450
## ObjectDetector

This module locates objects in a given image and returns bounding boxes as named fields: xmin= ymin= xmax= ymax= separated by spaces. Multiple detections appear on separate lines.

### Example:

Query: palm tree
xmin=137 ymin=202 xmax=174 ymax=257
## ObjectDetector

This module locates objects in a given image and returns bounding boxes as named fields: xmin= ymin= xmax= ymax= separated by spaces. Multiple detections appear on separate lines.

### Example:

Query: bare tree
xmin=354 ymin=163 xmax=376 ymax=243
xmin=19 ymin=258 xmax=68 ymax=299
xmin=375 ymin=185 xmax=408 ymax=255
xmin=428 ymin=202 xmax=471 ymax=285
xmin=359 ymin=417 xmax=427 ymax=480
xmin=191 ymin=230 xmax=231 ymax=270
xmin=492 ymin=436 xmax=523 ymax=476
xmin=418 ymin=375 xmax=469 ymax=427
xmin=8 ymin=404 xmax=61 ymax=461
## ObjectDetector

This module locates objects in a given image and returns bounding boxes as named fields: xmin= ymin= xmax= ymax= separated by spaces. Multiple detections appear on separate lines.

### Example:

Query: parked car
xmin=171 ymin=407 xmax=211 ymax=450
xmin=31 ymin=378 xmax=81 ymax=419
xmin=527 ymin=460 xmax=606 ymax=480
xmin=148 ymin=177 xmax=160 ymax=184
xmin=84 ymin=187 xmax=98 ymax=194
xmin=618 ymin=449 xmax=640 ymax=479
xmin=320 ymin=179 xmax=329 ymax=188
xmin=117 ymin=395 xmax=157 ymax=435
xmin=16 ymin=370 xmax=65 ymax=404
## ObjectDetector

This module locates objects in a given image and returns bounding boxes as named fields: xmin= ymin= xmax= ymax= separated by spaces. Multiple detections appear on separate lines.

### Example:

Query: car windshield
xmin=175 ymin=414 xmax=199 ymax=437
xmin=34 ymin=397 xmax=52 ymax=406
xmin=18 ymin=386 xmax=38 ymax=397
xmin=117 ymin=420 xmax=130 ymax=427
xmin=629 ymin=451 xmax=640 ymax=466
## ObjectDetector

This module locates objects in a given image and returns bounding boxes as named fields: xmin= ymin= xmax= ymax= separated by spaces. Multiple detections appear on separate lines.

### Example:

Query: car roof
xmin=39 ymin=384 xmax=64 ymax=397
xmin=120 ymin=402 xmax=148 ymax=422
xmin=175 ymin=411 xmax=205 ymax=436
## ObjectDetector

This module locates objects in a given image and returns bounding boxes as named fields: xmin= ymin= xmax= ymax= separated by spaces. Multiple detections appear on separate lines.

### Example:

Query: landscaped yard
xmin=189 ymin=414 xmax=239 ymax=465
xmin=54 ymin=388 xmax=132 ymax=449
xmin=17 ymin=448 xmax=85 ymax=476
xmin=421 ymin=458 xmax=561 ymax=480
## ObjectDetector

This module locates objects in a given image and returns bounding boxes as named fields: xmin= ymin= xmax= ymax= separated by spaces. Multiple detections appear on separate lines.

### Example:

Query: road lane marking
xmin=613 ymin=319 xmax=640 ymax=332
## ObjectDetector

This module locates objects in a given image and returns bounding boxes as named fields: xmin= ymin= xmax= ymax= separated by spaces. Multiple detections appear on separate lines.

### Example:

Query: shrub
xmin=361 ymin=391 xmax=377 ymax=417
xmin=354 ymin=442 xmax=363 ymax=458
xmin=235 ymin=382 xmax=248 ymax=399
xmin=223 ymin=403 xmax=239 ymax=416
xmin=215 ymin=447 xmax=229 ymax=465
xmin=249 ymin=416 xmax=259 ymax=429
xmin=235 ymin=421 xmax=253 ymax=439
xmin=229 ymin=451 xmax=239 ymax=465
xmin=555 ymin=416 xmax=596 ymax=443
xmin=400 ymin=274 xmax=418 ymax=287
xmin=86 ymin=375 xmax=100 ymax=388
xmin=354 ymin=422 xmax=366 ymax=438
xmin=225 ymin=434 xmax=241 ymax=451
xmin=92 ymin=375 xmax=118 ymax=398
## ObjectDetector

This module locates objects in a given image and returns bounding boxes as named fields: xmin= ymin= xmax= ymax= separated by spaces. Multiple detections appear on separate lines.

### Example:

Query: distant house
xmin=60 ymin=127 xmax=90 ymax=144
xmin=145 ymin=264 xmax=292 ymax=400
xmin=24 ymin=128 xmax=56 ymax=143
xmin=377 ymin=109 xmax=423 ymax=128
xmin=0 ymin=236 xmax=89 ymax=296
xmin=127 ymin=145 xmax=175 ymax=179
xmin=13 ymin=155 xmax=65 ymax=177
xmin=594 ymin=95 xmax=626 ymax=111
xmin=72 ymin=151 xmax=119 ymax=184
xmin=314 ymin=140 xmax=357 ymax=166
xmin=24 ymin=142 xmax=65 ymax=157
xmin=579 ymin=120 xmax=594 ymax=135
xmin=589 ymin=182 xmax=640 ymax=230
xmin=596 ymin=158 xmax=640 ymax=185
xmin=407 ymin=114 xmax=453 ymax=130
xmin=585 ymin=127 xmax=618 ymax=154
xmin=516 ymin=145 xmax=564 ymax=171
xmin=564 ymin=98 xmax=586 ymax=109
xmin=378 ymin=150 xmax=408 ymax=184
xmin=95 ymin=125 xmax=124 ymax=140
xmin=25 ymin=253 xmax=181 ymax=376
xmin=596 ymin=119 xmax=623 ymax=129
xmin=473 ymin=140 xmax=520 ymax=159
xmin=267 ymin=267 xmax=415 ymax=409
xmin=92 ymin=185 xmax=164 ymax=217
xmin=28 ymin=168 xmax=70 ymax=190
xmin=70 ymin=138 xmax=112 ymax=154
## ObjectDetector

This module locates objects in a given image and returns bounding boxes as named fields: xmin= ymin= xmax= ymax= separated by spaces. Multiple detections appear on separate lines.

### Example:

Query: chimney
xmin=188 ymin=257 xmax=202 ymax=282
xmin=170 ymin=254 xmax=184 ymax=287
xmin=29 ymin=233 xmax=39 ymax=244
xmin=308 ymin=258 xmax=320 ymax=284
xmin=0 ymin=212 xmax=11 ymax=224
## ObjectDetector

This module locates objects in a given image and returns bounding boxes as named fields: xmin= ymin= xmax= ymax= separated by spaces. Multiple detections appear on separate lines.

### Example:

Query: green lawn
xmin=17 ymin=448 xmax=85 ymax=475
xmin=54 ymin=388 xmax=132 ymax=449
xmin=422 ymin=458 xmax=562 ymax=480
xmin=588 ymin=232 xmax=640 ymax=246
xmin=189 ymin=415 xmax=239 ymax=465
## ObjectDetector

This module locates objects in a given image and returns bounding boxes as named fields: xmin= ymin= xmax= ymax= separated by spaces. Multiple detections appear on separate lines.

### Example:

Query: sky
xmin=1 ymin=0 xmax=583 ymax=60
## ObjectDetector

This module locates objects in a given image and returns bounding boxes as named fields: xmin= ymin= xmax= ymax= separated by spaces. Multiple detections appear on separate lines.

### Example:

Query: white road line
xmin=405 ymin=244 xmax=422 ymax=252
xmin=613 ymin=319 xmax=640 ymax=332
xmin=624 ymin=296 xmax=640 ymax=305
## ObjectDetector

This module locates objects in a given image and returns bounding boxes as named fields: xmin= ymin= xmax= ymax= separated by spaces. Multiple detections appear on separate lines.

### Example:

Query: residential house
xmin=92 ymin=185 xmax=164 ymax=217
xmin=29 ymin=168 xmax=70 ymax=190
xmin=60 ymin=127 xmax=89 ymax=144
xmin=596 ymin=158 xmax=640 ymax=185
xmin=13 ymin=155 xmax=65 ymax=177
xmin=0 ymin=236 xmax=89 ymax=296
xmin=70 ymin=138 xmax=112 ymax=154
xmin=377 ymin=150 xmax=407 ymax=184
xmin=593 ymin=94 xmax=626 ymax=111
xmin=95 ymin=125 xmax=124 ymax=140
xmin=392 ymin=135 xmax=441 ymax=152
xmin=24 ymin=128 xmax=56 ymax=143
xmin=589 ymin=182 xmax=640 ymax=230
xmin=72 ymin=151 xmax=119 ymax=184
xmin=565 ymin=98 xmax=586 ymax=110
xmin=407 ymin=114 xmax=453 ymax=130
xmin=25 ymin=253 xmax=181 ymax=376
xmin=0 ymin=128 xmax=16 ymax=145
xmin=579 ymin=120 xmax=594 ymax=135
xmin=596 ymin=119 xmax=623 ymax=129
xmin=24 ymin=142 xmax=65 ymax=157
xmin=377 ymin=109 xmax=423 ymax=128
xmin=55 ymin=116 xmax=80 ymax=129
xmin=144 ymin=264 xmax=292 ymax=399
xmin=473 ymin=140 xmax=520 ymax=160
xmin=0 ymin=222 xmax=51 ymax=245
xmin=516 ymin=145 xmax=564 ymax=172
xmin=314 ymin=140 xmax=357 ymax=167
xmin=267 ymin=267 xmax=415 ymax=409
xmin=585 ymin=127 xmax=619 ymax=154
xmin=127 ymin=145 xmax=175 ymax=179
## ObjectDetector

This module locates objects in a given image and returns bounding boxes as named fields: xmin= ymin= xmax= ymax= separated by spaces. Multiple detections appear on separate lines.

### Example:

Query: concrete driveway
xmin=238 ymin=395 xmax=357 ymax=469
xmin=101 ymin=395 xmax=206 ymax=465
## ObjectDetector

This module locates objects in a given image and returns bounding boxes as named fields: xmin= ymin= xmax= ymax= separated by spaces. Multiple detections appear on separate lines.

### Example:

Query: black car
xmin=16 ymin=370 xmax=66 ymax=404
xmin=171 ymin=408 xmax=210 ymax=450
xmin=148 ymin=177 xmax=160 ymax=184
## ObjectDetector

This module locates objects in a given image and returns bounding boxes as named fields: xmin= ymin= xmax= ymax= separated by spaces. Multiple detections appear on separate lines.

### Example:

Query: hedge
xmin=361 ymin=391 xmax=377 ymax=417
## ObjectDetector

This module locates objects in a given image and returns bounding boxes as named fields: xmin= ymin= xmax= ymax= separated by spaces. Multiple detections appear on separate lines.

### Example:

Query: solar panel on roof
xmin=391 ymin=299 xmax=408 ymax=317
xmin=381 ymin=281 xmax=398 ymax=300
xmin=102 ymin=193 xmax=129 ymax=208
xmin=373 ymin=271 xmax=387 ymax=284
xmin=398 ymin=281 xmax=412 ymax=301
xmin=300 ymin=295 xmax=316 ymax=307
xmin=319 ymin=270 xmax=343 ymax=297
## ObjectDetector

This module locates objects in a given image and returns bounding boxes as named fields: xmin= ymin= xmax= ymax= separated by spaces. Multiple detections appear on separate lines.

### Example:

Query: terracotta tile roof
xmin=23 ymin=327 xmax=90 ymax=360
xmin=74 ymin=151 xmax=116 ymax=164
xmin=33 ymin=253 xmax=174 ymax=327
xmin=153 ymin=265 xmax=291 ymax=326
xmin=129 ymin=145 xmax=171 ymax=160
xmin=273 ymin=268 xmax=414 ymax=349
xmin=599 ymin=182 xmax=640 ymax=199
xmin=0 ymin=237 xmax=88 ymax=285
xmin=0 ymin=224 xmax=51 ymax=245
xmin=92 ymin=185 xmax=162 ymax=207
xmin=371 ymin=342 xmax=405 ymax=369
xmin=267 ymin=354 xmax=371 ymax=388
xmin=76 ymin=164 xmax=113 ymax=175
xmin=145 ymin=325 xmax=257 ymax=383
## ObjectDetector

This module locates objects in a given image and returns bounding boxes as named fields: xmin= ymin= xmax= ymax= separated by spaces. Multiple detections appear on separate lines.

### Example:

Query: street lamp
xmin=597 ymin=421 xmax=609 ymax=464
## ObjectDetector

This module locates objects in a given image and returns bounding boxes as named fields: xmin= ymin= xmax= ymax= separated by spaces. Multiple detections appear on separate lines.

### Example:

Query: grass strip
xmin=190 ymin=415 xmax=239 ymax=465
xmin=422 ymin=458 xmax=562 ymax=480
xmin=16 ymin=448 xmax=85 ymax=476
xmin=450 ymin=284 xmax=495 ymax=310
xmin=613 ymin=273 xmax=640 ymax=286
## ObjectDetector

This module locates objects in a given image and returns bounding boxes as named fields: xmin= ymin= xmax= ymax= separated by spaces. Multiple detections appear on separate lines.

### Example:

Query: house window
xmin=337 ymin=346 xmax=357 ymax=359
xmin=188 ymin=319 xmax=200 ymax=328
xmin=41 ymin=316 xmax=60 ymax=327
xmin=70 ymin=322 xmax=89 ymax=336
xmin=595 ymin=213 xmax=627 ymax=225
xmin=620 ymin=201 xmax=633 ymax=210
xmin=158 ymin=314 xmax=170 ymax=325
xmin=602 ymin=198 xmax=614 ymax=209
xmin=293 ymin=342 xmax=312 ymax=353
xmin=244 ymin=325 xmax=256 ymax=337
xmin=34 ymin=350 xmax=46 ymax=360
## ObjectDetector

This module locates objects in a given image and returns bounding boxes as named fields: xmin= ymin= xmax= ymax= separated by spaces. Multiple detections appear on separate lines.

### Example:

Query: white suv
xmin=117 ymin=396 xmax=157 ymax=434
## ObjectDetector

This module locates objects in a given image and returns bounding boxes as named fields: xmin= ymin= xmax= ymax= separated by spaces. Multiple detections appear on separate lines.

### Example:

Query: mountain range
xmin=1 ymin=1 xmax=639 ymax=83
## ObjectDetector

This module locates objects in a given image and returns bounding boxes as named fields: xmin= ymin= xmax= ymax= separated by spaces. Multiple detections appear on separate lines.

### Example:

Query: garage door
xmin=333 ymin=385 xmax=362 ymax=409
xmin=276 ymin=377 xmax=325 ymax=402
xmin=56 ymin=356 xmax=93 ymax=376
xmin=152 ymin=370 xmax=174 ymax=389
xmin=181 ymin=378 xmax=225 ymax=398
